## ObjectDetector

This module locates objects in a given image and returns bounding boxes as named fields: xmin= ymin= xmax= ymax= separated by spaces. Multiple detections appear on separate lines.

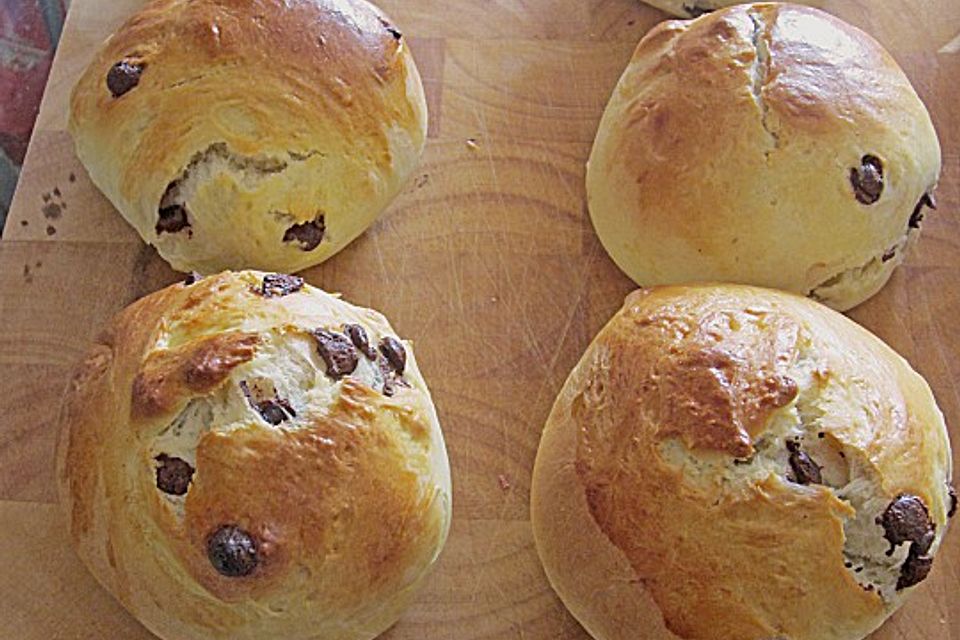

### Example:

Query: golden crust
xmin=531 ymin=284 xmax=953 ymax=640
xmin=55 ymin=271 xmax=451 ymax=640
xmin=131 ymin=332 xmax=261 ymax=419
xmin=643 ymin=306 xmax=799 ymax=457
xmin=69 ymin=0 xmax=427 ymax=273
xmin=586 ymin=4 xmax=941 ymax=311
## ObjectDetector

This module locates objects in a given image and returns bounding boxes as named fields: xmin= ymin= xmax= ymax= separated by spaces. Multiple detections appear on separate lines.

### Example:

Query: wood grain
xmin=1 ymin=0 xmax=959 ymax=638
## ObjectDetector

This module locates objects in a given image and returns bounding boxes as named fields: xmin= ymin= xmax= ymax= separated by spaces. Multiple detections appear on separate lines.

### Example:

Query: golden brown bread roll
xmin=69 ymin=0 xmax=427 ymax=274
xmin=586 ymin=4 xmax=941 ymax=311
xmin=531 ymin=284 xmax=955 ymax=640
xmin=55 ymin=271 xmax=450 ymax=640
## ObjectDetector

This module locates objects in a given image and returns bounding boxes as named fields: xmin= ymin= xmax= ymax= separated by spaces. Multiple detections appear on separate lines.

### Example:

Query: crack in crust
xmin=157 ymin=142 xmax=324 ymax=239
xmin=748 ymin=8 xmax=778 ymax=156
xmin=807 ymin=231 xmax=912 ymax=304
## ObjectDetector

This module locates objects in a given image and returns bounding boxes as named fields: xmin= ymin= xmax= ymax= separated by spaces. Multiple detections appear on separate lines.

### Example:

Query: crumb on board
xmin=497 ymin=474 xmax=511 ymax=491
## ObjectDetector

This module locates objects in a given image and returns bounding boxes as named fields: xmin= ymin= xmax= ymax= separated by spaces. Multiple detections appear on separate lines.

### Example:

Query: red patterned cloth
xmin=0 ymin=0 xmax=62 ymax=163
xmin=0 ymin=0 xmax=64 ymax=229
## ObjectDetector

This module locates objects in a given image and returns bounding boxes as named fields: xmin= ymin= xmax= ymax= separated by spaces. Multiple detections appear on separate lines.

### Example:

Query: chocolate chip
xmin=156 ymin=204 xmax=190 ymax=234
xmin=681 ymin=4 xmax=713 ymax=17
xmin=276 ymin=397 xmax=295 ymax=416
xmin=207 ymin=525 xmax=258 ymax=577
xmin=260 ymin=273 xmax=304 ymax=298
xmin=378 ymin=356 xmax=396 ymax=396
xmin=378 ymin=17 xmax=402 ymax=39
xmin=183 ymin=272 xmax=202 ymax=285
xmin=881 ymin=247 xmax=896 ymax=263
xmin=913 ymin=528 xmax=935 ymax=557
xmin=897 ymin=548 xmax=934 ymax=590
xmin=877 ymin=495 xmax=934 ymax=554
xmin=909 ymin=192 xmax=937 ymax=229
xmin=376 ymin=353 xmax=411 ymax=397
xmin=850 ymin=155 xmax=884 ymax=205
xmin=375 ymin=336 xmax=408 ymax=396
xmin=239 ymin=380 xmax=295 ymax=425
xmin=896 ymin=524 xmax=937 ymax=590
xmin=947 ymin=484 xmax=957 ymax=518
xmin=312 ymin=330 xmax=358 ymax=379
xmin=344 ymin=324 xmax=377 ymax=359
xmin=256 ymin=400 xmax=290 ymax=425
xmin=155 ymin=454 xmax=194 ymax=495
xmin=283 ymin=216 xmax=325 ymax=251
xmin=786 ymin=440 xmax=822 ymax=485
xmin=378 ymin=336 xmax=406 ymax=374
xmin=106 ymin=60 xmax=143 ymax=98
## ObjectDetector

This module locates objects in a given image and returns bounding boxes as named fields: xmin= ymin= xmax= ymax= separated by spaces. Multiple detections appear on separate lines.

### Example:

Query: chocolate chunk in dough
xmin=155 ymin=454 xmax=194 ymax=495
xmin=877 ymin=495 xmax=934 ymax=554
xmin=156 ymin=204 xmax=190 ymax=234
xmin=283 ymin=216 xmax=325 ymax=251
xmin=260 ymin=273 xmax=304 ymax=298
xmin=786 ymin=440 xmax=822 ymax=485
xmin=850 ymin=155 xmax=884 ymax=205
xmin=909 ymin=192 xmax=937 ymax=229
xmin=313 ymin=330 xmax=359 ymax=379
xmin=207 ymin=525 xmax=258 ymax=577
xmin=345 ymin=324 xmax=377 ymax=360
xmin=378 ymin=336 xmax=406 ymax=374
xmin=897 ymin=548 xmax=934 ymax=590
xmin=107 ymin=60 xmax=143 ymax=97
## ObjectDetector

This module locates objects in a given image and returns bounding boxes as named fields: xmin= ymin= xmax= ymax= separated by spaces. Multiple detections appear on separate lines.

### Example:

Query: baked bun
xmin=55 ymin=271 xmax=450 ymax=640
xmin=69 ymin=0 xmax=427 ymax=274
xmin=586 ymin=4 xmax=941 ymax=311
xmin=531 ymin=284 xmax=955 ymax=640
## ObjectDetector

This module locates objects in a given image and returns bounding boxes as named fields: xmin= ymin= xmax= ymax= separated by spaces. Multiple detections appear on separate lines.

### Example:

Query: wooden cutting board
xmin=1 ymin=0 xmax=958 ymax=638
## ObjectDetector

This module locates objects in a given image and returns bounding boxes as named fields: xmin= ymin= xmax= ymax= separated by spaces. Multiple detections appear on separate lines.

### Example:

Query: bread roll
xmin=586 ymin=4 xmax=941 ymax=311
xmin=55 ymin=271 xmax=450 ymax=640
xmin=69 ymin=0 xmax=427 ymax=274
xmin=532 ymin=284 xmax=955 ymax=640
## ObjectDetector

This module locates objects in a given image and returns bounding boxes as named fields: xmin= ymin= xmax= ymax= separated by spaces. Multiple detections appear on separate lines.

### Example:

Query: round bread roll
xmin=55 ymin=271 xmax=451 ymax=640
xmin=586 ymin=4 xmax=941 ymax=311
xmin=69 ymin=0 xmax=427 ymax=274
xmin=531 ymin=284 xmax=955 ymax=640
